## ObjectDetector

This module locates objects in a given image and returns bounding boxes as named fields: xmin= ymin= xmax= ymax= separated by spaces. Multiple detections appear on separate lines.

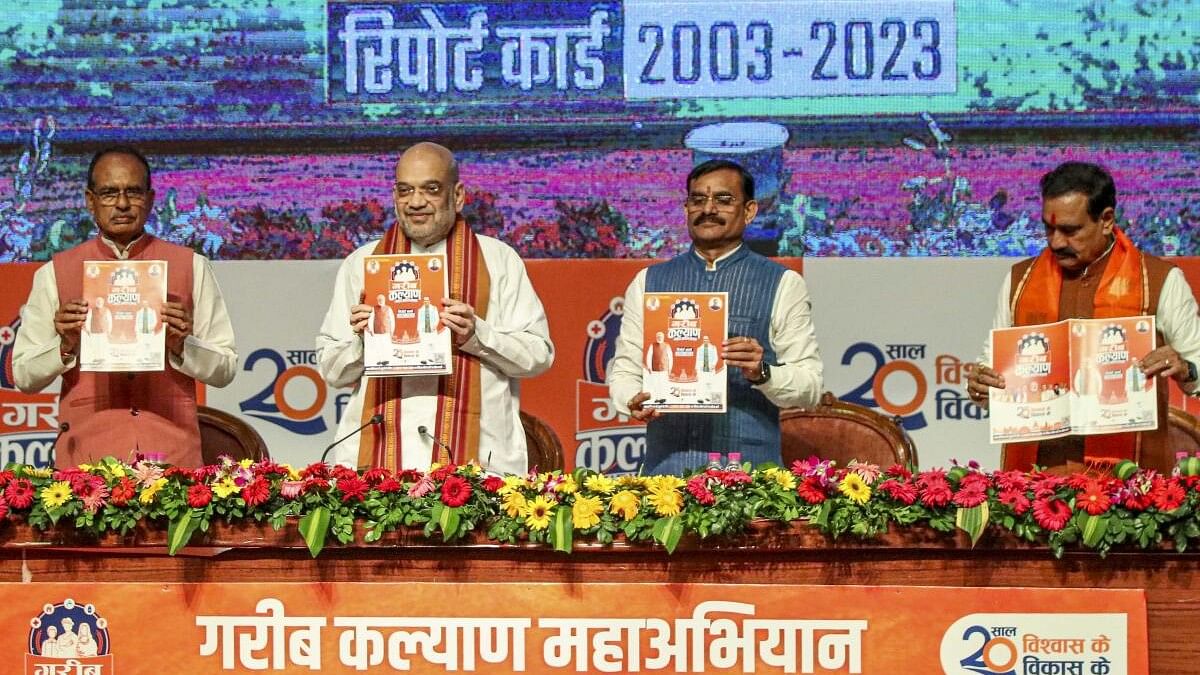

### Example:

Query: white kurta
xmin=607 ymin=247 xmax=824 ymax=416
xmin=13 ymin=236 xmax=237 ymax=393
xmin=980 ymin=266 xmax=1200 ymax=395
xmin=316 ymin=235 xmax=554 ymax=474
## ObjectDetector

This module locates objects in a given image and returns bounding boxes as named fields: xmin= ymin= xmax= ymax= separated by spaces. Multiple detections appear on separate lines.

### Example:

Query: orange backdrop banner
xmin=0 ymin=582 xmax=1147 ymax=674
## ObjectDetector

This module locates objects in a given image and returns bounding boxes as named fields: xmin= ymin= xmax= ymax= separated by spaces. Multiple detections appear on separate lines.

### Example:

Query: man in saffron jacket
xmin=607 ymin=159 xmax=824 ymax=475
xmin=13 ymin=146 xmax=237 ymax=467
xmin=966 ymin=161 xmax=1200 ymax=473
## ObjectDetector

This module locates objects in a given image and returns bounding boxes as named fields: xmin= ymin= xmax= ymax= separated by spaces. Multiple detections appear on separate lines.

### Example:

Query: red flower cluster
xmin=481 ymin=476 xmax=505 ymax=494
xmin=440 ymin=475 xmax=472 ymax=507
xmin=301 ymin=463 xmax=331 ymax=480
xmin=376 ymin=478 xmax=403 ymax=494
xmin=4 ymin=478 xmax=34 ymax=509
xmin=686 ymin=475 xmax=716 ymax=506
xmin=877 ymin=479 xmax=917 ymax=505
xmin=241 ymin=477 xmax=271 ymax=508
xmin=252 ymin=462 xmax=289 ymax=478
xmin=110 ymin=478 xmax=137 ymax=507
xmin=917 ymin=470 xmax=952 ymax=507
xmin=0 ymin=470 xmax=14 ymax=488
xmin=1032 ymin=498 xmax=1071 ymax=531
xmin=797 ymin=477 xmax=828 ymax=505
xmin=430 ymin=464 xmax=457 ymax=482
xmin=362 ymin=467 xmax=392 ymax=486
xmin=337 ymin=477 xmax=369 ymax=503
xmin=186 ymin=484 xmax=213 ymax=508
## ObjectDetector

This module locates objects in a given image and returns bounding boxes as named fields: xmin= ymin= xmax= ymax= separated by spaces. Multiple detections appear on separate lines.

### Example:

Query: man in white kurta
xmin=316 ymin=143 xmax=553 ymax=475
xmin=15 ymin=236 xmax=237 ymax=394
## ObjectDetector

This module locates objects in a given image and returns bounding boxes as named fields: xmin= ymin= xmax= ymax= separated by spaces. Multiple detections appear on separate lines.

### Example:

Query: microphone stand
xmin=320 ymin=414 xmax=383 ymax=464
xmin=417 ymin=425 xmax=456 ymax=465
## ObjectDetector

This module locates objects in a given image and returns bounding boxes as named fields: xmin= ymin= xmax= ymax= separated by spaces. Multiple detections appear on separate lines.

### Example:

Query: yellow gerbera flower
xmin=499 ymin=475 xmax=528 ymax=496
xmin=838 ymin=473 xmax=871 ymax=505
xmin=583 ymin=474 xmax=615 ymax=494
xmin=610 ymin=490 xmax=641 ymax=521
xmin=239 ymin=458 xmax=254 ymax=469
xmin=763 ymin=467 xmax=797 ymax=491
xmin=26 ymin=467 xmax=52 ymax=479
xmin=212 ymin=477 xmax=240 ymax=499
xmin=646 ymin=475 xmax=686 ymax=493
xmin=502 ymin=491 xmax=528 ymax=518
xmin=554 ymin=475 xmax=578 ymax=494
xmin=139 ymin=477 xmax=168 ymax=505
xmin=571 ymin=494 xmax=603 ymax=530
xmin=77 ymin=463 xmax=94 ymax=472
xmin=648 ymin=488 xmax=683 ymax=517
xmin=615 ymin=474 xmax=646 ymax=489
xmin=283 ymin=464 xmax=301 ymax=480
xmin=40 ymin=481 xmax=72 ymax=510
xmin=524 ymin=495 xmax=556 ymax=531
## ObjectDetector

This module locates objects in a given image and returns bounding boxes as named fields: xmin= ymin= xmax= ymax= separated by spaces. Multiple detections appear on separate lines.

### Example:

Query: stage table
xmin=0 ymin=521 xmax=1194 ymax=673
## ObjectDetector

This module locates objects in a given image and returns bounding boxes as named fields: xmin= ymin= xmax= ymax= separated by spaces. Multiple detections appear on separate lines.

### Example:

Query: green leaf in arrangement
xmin=652 ymin=516 xmax=683 ymax=554
xmin=167 ymin=510 xmax=201 ymax=556
xmin=955 ymin=502 xmax=990 ymax=547
xmin=298 ymin=506 xmax=331 ymax=558
xmin=550 ymin=507 xmax=574 ymax=554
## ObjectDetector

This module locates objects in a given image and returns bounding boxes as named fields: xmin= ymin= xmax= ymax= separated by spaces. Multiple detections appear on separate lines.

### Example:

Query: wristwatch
xmin=748 ymin=362 xmax=771 ymax=385
xmin=1185 ymin=360 xmax=1199 ymax=384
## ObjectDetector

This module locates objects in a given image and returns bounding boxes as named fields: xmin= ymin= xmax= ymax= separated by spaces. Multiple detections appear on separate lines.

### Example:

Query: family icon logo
xmin=26 ymin=598 xmax=115 ymax=674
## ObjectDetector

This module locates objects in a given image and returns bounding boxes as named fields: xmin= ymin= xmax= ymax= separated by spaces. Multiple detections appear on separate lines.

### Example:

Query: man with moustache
xmin=317 ymin=142 xmax=553 ymax=475
xmin=13 ymin=146 xmax=237 ymax=467
xmin=607 ymin=159 xmax=823 ymax=475
xmin=965 ymin=161 xmax=1200 ymax=473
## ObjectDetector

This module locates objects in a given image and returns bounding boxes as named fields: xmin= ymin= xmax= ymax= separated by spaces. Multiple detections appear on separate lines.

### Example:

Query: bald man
xmin=316 ymin=143 xmax=554 ymax=475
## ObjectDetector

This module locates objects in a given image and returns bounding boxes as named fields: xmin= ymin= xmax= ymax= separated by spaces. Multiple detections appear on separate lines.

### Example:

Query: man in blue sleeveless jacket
xmin=607 ymin=159 xmax=824 ymax=475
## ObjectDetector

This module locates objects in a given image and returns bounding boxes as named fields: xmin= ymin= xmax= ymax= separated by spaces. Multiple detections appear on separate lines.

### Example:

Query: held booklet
xmin=642 ymin=292 xmax=728 ymax=413
xmin=989 ymin=315 xmax=1158 ymax=443
xmin=362 ymin=254 xmax=452 ymax=377
xmin=79 ymin=259 xmax=168 ymax=372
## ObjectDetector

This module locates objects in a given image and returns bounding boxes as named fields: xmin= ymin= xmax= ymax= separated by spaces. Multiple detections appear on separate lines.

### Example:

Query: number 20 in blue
xmin=638 ymin=22 xmax=773 ymax=84
xmin=810 ymin=19 xmax=941 ymax=81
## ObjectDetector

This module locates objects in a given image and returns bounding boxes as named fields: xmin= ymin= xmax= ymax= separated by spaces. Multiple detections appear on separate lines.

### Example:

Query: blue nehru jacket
xmin=641 ymin=246 xmax=785 ymax=475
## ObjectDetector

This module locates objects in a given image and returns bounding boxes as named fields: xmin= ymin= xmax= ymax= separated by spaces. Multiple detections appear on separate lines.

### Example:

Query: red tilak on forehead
xmin=1049 ymin=212 xmax=1057 ymax=226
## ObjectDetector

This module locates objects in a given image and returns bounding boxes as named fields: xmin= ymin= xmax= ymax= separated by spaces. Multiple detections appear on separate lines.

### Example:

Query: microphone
xmin=418 ymin=425 xmax=455 ymax=465
xmin=49 ymin=422 xmax=69 ymax=467
xmin=321 ymin=414 xmax=383 ymax=465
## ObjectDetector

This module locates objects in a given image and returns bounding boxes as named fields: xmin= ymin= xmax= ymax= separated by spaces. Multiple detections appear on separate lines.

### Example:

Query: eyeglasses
xmin=685 ymin=194 xmax=742 ymax=211
xmin=393 ymin=182 xmax=445 ymax=201
xmin=89 ymin=187 xmax=150 ymax=206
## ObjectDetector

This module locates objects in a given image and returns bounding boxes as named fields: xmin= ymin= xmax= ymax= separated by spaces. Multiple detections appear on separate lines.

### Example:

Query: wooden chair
xmin=1164 ymin=405 xmax=1200 ymax=466
xmin=520 ymin=410 xmax=565 ymax=473
xmin=197 ymin=405 xmax=270 ymax=465
xmin=779 ymin=392 xmax=918 ymax=470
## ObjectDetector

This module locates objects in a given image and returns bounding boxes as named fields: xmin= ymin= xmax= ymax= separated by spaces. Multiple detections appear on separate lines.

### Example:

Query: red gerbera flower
xmin=301 ymin=463 xmax=330 ymax=480
xmin=302 ymin=478 xmax=330 ymax=494
xmin=1076 ymin=481 xmax=1111 ymax=516
xmin=252 ymin=461 xmax=288 ymax=478
xmin=877 ymin=479 xmax=917 ymax=505
xmin=884 ymin=464 xmax=912 ymax=480
xmin=430 ymin=464 xmax=457 ymax=482
xmin=1032 ymin=498 xmax=1072 ymax=531
xmin=686 ymin=475 xmax=715 ymax=506
xmin=994 ymin=470 xmax=1029 ymax=494
xmin=186 ymin=483 xmax=213 ymax=509
xmin=957 ymin=472 xmax=991 ymax=493
xmin=797 ymin=477 xmax=827 ymax=504
xmin=1153 ymin=480 xmax=1186 ymax=512
xmin=918 ymin=479 xmax=952 ymax=508
xmin=376 ymin=478 xmax=403 ymax=494
xmin=952 ymin=485 xmax=988 ymax=508
xmin=331 ymin=465 xmax=359 ymax=482
xmin=109 ymin=477 xmax=137 ymax=507
xmin=337 ymin=477 xmax=369 ymax=503
xmin=0 ymin=470 xmax=14 ymax=489
xmin=240 ymin=477 xmax=271 ymax=508
xmin=4 ymin=478 xmax=34 ymax=509
xmin=440 ymin=475 xmax=472 ymax=507
xmin=998 ymin=489 xmax=1031 ymax=515
xmin=362 ymin=467 xmax=392 ymax=486
xmin=481 ymin=475 xmax=504 ymax=493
